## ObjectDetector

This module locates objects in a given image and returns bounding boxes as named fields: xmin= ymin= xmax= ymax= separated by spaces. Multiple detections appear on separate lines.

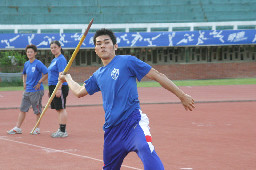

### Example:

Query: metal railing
xmin=0 ymin=21 xmax=256 ymax=33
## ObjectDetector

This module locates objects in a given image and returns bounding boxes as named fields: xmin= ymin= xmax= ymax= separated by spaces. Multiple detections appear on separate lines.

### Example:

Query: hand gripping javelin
xmin=31 ymin=18 xmax=94 ymax=134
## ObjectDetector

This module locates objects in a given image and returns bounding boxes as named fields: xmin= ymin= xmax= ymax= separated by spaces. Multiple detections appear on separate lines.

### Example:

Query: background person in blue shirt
xmin=48 ymin=40 xmax=69 ymax=138
xmin=7 ymin=44 xmax=48 ymax=135
xmin=59 ymin=29 xmax=195 ymax=170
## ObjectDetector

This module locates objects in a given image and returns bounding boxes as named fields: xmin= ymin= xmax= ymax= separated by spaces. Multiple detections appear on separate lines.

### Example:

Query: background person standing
xmin=48 ymin=40 xmax=69 ymax=138
xmin=7 ymin=44 xmax=48 ymax=135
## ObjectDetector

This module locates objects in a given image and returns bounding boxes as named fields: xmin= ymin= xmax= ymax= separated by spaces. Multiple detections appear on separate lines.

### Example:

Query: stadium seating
xmin=0 ymin=0 xmax=255 ymax=25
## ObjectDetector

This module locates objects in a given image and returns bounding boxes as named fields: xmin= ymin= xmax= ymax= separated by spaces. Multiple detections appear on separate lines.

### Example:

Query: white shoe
xmin=51 ymin=129 xmax=68 ymax=138
xmin=7 ymin=127 xmax=22 ymax=134
xmin=31 ymin=128 xmax=40 ymax=135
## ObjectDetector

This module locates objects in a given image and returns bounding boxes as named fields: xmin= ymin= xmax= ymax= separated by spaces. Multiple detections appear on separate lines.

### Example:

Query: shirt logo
xmin=31 ymin=67 xmax=35 ymax=72
xmin=111 ymin=68 xmax=119 ymax=80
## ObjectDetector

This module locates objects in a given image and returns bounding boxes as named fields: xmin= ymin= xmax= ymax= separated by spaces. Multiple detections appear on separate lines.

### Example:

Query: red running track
xmin=1 ymin=85 xmax=256 ymax=109
xmin=0 ymin=85 xmax=256 ymax=169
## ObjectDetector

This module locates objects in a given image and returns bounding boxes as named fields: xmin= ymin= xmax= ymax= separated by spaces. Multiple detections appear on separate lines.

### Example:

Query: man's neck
xmin=102 ymin=55 xmax=115 ymax=66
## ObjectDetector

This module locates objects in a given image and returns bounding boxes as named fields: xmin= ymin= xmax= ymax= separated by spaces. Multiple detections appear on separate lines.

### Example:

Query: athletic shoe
xmin=7 ymin=127 xmax=22 ymax=134
xmin=31 ymin=128 xmax=40 ymax=135
xmin=51 ymin=129 xmax=68 ymax=138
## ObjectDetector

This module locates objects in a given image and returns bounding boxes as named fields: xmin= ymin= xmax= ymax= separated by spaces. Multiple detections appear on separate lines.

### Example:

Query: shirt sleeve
xmin=22 ymin=63 xmax=26 ymax=74
xmin=128 ymin=56 xmax=152 ymax=81
xmin=84 ymin=74 xmax=100 ymax=95
xmin=37 ymin=61 xmax=48 ymax=75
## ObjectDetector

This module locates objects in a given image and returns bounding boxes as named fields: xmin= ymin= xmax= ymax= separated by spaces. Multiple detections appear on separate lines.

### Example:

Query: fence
xmin=0 ymin=21 xmax=256 ymax=34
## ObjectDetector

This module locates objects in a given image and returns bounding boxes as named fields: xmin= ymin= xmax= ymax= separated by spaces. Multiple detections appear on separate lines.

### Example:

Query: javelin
xmin=31 ymin=18 xmax=94 ymax=134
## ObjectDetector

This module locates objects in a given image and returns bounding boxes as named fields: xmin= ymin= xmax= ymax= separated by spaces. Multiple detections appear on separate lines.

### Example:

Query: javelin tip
xmin=89 ymin=18 xmax=94 ymax=25
xmin=83 ymin=18 xmax=94 ymax=36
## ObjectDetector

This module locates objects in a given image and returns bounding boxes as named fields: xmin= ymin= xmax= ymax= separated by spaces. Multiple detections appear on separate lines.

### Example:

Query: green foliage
xmin=0 ymin=51 xmax=26 ymax=73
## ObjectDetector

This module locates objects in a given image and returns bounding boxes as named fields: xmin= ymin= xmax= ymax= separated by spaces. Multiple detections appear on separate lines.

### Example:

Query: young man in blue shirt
xmin=59 ymin=28 xmax=195 ymax=169
xmin=7 ymin=44 xmax=48 ymax=135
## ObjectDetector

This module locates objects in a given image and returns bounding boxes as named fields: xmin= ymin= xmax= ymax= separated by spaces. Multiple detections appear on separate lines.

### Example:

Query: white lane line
xmin=180 ymin=168 xmax=193 ymax=170
xmin=0 ymin=136 xmax=142 ymax=170
xmin=42 ymin=148 xmax=78 ymax=153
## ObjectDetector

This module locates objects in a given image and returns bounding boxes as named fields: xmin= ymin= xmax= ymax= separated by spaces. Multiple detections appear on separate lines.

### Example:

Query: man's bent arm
xmin=145 ymin=68 xmax=195 ymax=111
xmin=60 ymin=74 xmax=88 ymax=98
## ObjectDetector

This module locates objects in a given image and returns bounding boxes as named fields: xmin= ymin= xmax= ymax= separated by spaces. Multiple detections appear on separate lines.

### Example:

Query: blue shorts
xmin=103 ymin=109 xmax=164 ymax=170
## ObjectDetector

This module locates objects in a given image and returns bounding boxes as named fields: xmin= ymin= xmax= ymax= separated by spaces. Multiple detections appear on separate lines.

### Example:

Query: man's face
xmin=95 ymin=35 xmax=117 ymax=60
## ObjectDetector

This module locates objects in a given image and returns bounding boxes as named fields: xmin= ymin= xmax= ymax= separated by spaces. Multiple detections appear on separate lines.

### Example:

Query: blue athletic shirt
xmin=23 ymin=59 xmax=48 ymax=92
xmin=84 ymin=55 xmax=152 ymax=130
xmin=48 ymin=54 xmax=68 ymax=86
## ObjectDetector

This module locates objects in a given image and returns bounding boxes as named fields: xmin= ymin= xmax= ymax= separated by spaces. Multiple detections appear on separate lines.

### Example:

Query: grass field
xmin=1 ymin=78 xmax=255 ymax=91
xmin=137 ymin=78 xmax=256 ymax=87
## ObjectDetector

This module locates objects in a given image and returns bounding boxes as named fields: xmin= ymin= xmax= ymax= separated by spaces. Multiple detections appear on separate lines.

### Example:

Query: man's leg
xmin=127 ymin=111 xmax=164 ymax=170
xmin=103 ymin=124 xmax=128 ymax=170
xmin=135 ymin=129 xmax=164 ymax=170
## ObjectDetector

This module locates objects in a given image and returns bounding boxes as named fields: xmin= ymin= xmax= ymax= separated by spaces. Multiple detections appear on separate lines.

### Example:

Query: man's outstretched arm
xmin=59 ymin=73 xmax=88 ymax=98
xmin=145 ymin=68 xmax=195 ymax=111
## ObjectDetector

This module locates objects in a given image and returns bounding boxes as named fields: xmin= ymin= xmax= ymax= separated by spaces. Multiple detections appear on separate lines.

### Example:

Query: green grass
xmin=0 ymin=78 xmax=255 ymax=91
xmin=0 ymin=84 xmax=49 ymax=91
xmin=137 ymin=78 xmax=256 ymax=87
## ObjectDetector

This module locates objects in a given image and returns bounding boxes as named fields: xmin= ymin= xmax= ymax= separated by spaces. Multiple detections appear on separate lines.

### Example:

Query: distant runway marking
xmin=0 ymin=136 xmax=142 ymax=170
xmin=42 ymin=148 xmax=78 ymax=153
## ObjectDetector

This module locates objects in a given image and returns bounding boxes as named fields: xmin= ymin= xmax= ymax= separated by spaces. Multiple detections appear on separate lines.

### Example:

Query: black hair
xmin=93 ymin=28 xmax=117 ymax=45
xmin=50 ymin=40 xmax=64 ymax=54
xmin=25 ymin=44 xmax=37 ymax=52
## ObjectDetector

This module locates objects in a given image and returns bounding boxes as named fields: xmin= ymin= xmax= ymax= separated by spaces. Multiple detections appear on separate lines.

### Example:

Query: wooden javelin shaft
xmin=31 ymin=18 xmax=94 ymax=134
